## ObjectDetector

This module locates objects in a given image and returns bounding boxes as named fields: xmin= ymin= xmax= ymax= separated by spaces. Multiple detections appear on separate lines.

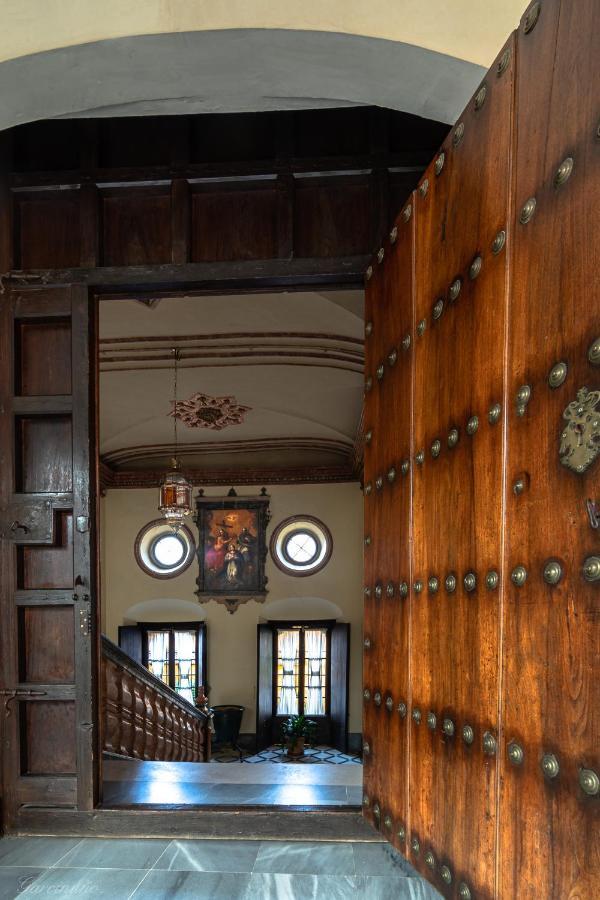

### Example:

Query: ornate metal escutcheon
xmin=559 ymin=387 xmax=600 ymax=474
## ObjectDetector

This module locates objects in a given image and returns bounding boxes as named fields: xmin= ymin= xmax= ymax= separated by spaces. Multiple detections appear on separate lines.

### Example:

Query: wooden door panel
xmin=17 ymin=416 xmax=73 ymax=493
xmin=363 ymin=197 xmax=414 ymax=846
xmin=499 ymin=1 xmax=600 ymax=897
xmin=20 ymin=511 xmax=75 ymax=589
xmin=0 ymin=285 xmax=96 ymax=828
xmin=15 ymin=318 xmax=72 ymax=396
xmin=408 ymin=35 xmax=515 ymax=897
xmin=20 ymin=606 xmax=75 ymax=683
xmin=21 ymin=701 xmax=77 ymax=775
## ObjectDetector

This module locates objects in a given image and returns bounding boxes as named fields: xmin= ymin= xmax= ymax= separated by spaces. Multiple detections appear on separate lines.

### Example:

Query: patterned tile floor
xmin=0 ymin=836 xmax=442 ymax=899
xmin=212 ymin=744 xmax=362 ymax=765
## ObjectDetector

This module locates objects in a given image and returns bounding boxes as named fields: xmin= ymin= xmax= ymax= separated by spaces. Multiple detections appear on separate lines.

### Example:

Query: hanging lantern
xmin=159 ymin=349 xmax=193 ymax=530
xmin=159 ymin=466 xmax=193 ymax=531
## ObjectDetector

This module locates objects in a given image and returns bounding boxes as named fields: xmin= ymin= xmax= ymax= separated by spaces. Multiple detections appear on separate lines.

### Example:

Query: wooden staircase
xmin=101 ymin=636 xmax=211 ymax=763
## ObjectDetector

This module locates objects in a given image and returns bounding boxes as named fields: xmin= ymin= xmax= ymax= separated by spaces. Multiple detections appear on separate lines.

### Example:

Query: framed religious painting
xmin=194 ymin=489 xmax=270 ymax=613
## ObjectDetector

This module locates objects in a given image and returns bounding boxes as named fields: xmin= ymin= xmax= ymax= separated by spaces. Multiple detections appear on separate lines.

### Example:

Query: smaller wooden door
xmin=0 ymin=285 xmax=97 ymax=829
xmin=330 ymin=623 xmax=350 ymax=752
xmin=256 ymin=624 xmax=274 ymax=751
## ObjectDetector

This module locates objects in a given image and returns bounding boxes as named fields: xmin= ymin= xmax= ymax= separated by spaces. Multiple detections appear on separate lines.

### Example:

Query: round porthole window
xmin=270 ymin=516 xmax=332 ymax=576
xmin=134 ymin=519 xmax=195 ymax=579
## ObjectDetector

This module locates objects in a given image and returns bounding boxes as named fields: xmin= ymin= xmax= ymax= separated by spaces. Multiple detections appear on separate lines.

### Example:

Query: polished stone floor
xmin=103 ymin=758 xmax=363 ymax=808
xmin=0 ymin=836 xmax=442 ymax=899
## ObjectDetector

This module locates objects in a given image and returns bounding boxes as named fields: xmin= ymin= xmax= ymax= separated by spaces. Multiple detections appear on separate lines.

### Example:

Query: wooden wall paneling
xmin=294 ymin=176 xmax=372 ymax=258
xmin=5 ymin=107 xmax=449 ymax=293
xmin=12 ymin=120 xmax=81 ymax=173
xmin=15 ymin=190 xmax=81 ymax=269
xmin=98 ymin=117 xmax=179 ymax=169
xmin=79 ymin=183 xmax=100 ymax=268
xmin=409 ymin=35 xmax=515 ymax=898
xmin=171 ymin=179 xmax=191 ymax=265
xmin=0 ymin=131 xmax=14 ymax=271
xmin=191 ymin=112 xmax=278 ymax=163
xmin=191 ymin=181 xmax=280 ymax=262
xmin=499 ymin=1 xmax=600 ymax=897
xmin=101 ymin=187 xmax=172 ymax=266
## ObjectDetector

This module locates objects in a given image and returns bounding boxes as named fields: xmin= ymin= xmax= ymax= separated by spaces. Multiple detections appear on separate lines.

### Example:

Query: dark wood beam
xmin=4 ymin=256 xmax=369 ymax=293
xmin=100 ymin=464 xmax=359 ymax=491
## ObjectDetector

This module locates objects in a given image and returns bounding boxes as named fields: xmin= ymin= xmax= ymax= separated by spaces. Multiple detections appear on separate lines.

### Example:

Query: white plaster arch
xmin=0 ymin=28 xmax=488 ymax=132
xmin=123 ymin=597 xmax=202 ymax=623
xmin=261 ymin=595 xmax=344 ymax=620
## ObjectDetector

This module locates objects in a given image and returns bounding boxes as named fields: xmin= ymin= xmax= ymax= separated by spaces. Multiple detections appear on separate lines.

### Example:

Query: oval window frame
xmin=134 ymin=518 xmax=196 ymax=579
xmin=269 ymin=515 xmax=333 ymax=577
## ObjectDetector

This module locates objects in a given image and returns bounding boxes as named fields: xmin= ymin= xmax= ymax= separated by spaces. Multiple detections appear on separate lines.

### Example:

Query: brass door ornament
xmin=559 ymin=387 xmax=600 ymax=474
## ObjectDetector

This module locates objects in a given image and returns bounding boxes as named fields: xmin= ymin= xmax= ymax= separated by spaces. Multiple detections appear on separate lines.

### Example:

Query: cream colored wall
xmin=100 ymin=483 xmax=364 ymax=735
xmin=1 ymin=1 xmax=525 ymax=67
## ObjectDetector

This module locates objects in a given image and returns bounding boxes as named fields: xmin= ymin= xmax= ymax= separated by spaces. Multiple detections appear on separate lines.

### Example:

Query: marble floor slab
xmin=103 ymin=761 xmax=362 ymax=807
xmin=104 ymin=759 xmax=363 ymax=786
xmin=253 ymin=840 xmax=355 ymax=875
xmin=0 ymin=836 xmax=442 ymax=900
xmin=102 ymin=779 xmax=356 ymax=807
xmin=154 ymin=839 xmax=261 ymax=873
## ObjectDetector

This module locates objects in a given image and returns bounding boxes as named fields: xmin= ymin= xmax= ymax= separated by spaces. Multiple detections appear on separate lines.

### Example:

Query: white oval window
xmin=134 ymin=519 xmax=195 ymax=579
xmin=270 ymin=516 xmax=332 ymax=576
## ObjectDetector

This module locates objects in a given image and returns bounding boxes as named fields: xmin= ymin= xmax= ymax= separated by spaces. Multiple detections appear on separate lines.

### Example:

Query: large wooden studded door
xmin=499 ymin=0 xmax=600 ymax=896
xmin=0 ymin=286 xmax=97 ymax=828
xmin=362 ymin=0 xmax=598 ymax=897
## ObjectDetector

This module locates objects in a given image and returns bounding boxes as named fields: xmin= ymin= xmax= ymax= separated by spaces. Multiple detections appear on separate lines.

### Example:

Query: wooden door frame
xmin=92 ymin=279 xmax=363 ymax=816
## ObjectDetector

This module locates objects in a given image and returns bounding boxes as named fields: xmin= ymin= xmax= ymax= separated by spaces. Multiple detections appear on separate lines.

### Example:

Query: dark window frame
xmin=137 ymin=620 xmax=208 ymax=701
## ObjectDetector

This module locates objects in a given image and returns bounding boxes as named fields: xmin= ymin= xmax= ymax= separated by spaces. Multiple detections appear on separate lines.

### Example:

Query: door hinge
xmin=76 ymin=515 xmax=90 ymax=533
xmin=79 ymin=610 xmax=91 ymax=636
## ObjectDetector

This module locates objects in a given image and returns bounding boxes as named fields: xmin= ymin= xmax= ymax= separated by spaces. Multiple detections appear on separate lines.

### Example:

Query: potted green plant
xmin=281 ymin=714 xmax=317 ymax=758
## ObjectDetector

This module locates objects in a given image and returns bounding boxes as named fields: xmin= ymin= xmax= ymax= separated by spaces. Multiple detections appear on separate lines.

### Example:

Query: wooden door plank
xmin=499 ymin=1 xmax=600 ymax=897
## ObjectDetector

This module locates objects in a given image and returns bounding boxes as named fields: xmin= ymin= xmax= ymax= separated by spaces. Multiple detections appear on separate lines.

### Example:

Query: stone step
xmin=16 ymin=807 xmax=383 ymax=843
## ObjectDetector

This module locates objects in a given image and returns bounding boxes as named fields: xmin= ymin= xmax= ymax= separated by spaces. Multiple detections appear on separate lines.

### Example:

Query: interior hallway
xmin=102 ymin=758 xmax=363 ymax=808
xmin=0 ymin=836 xmax=441 ymax=899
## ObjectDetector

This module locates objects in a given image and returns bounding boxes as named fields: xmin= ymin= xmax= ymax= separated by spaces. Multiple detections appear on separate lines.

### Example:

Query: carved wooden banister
xmin=101 ymin=635 xmax=211 ymax=762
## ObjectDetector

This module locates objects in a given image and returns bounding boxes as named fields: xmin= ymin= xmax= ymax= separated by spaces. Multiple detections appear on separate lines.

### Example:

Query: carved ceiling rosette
xmin=171 ymin=393 xmax=251 ymax=431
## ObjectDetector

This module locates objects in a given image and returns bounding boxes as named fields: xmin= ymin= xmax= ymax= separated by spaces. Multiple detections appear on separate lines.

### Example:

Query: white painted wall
xmin=0 ymin=1 xmax=525 ymax=67
xmin=100 ymin=483 xmax=364 ymax=735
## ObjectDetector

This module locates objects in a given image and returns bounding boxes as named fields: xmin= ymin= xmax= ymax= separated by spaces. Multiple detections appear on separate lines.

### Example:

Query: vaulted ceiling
xmin=99 ymin=290 xmax=364 ymax=485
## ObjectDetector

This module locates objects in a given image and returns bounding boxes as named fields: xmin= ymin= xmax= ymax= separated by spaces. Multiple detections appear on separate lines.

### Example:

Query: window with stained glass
xmin=141 ymin=622 xmax=204 ymax=704
xmin=275 ymin=625 xmax=328 ymax=716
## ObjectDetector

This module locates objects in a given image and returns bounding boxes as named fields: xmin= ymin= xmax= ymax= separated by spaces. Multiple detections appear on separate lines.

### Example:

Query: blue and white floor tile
xmin=212 ymin=745 xmax=361 ymax=765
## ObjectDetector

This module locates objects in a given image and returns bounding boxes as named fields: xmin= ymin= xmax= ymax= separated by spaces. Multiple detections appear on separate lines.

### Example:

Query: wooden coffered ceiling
xmin=99 ymin=289 xmax=364 ymax=486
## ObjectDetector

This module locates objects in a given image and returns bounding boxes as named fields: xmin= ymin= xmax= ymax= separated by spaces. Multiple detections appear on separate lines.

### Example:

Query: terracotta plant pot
xmin=286 ymin=736 xmax=305 ymax=758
